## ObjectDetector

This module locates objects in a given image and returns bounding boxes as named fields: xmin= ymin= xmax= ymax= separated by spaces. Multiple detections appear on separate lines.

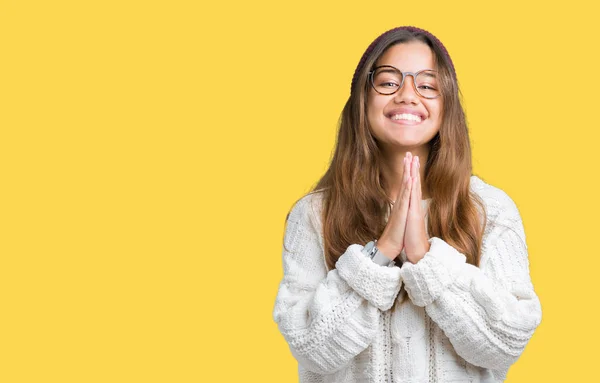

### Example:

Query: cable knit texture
xmin=272 ymin=175 xmax=542 ymax=382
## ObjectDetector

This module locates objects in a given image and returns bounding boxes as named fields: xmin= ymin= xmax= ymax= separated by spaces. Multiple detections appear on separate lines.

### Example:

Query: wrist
xmin=406 ymin=239 xmax=431 ymax=264
xmin=375 ymin=238 xmax=401 ymax=261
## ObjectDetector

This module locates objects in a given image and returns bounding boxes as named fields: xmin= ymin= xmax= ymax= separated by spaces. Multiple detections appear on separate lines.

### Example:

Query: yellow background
xmin=1 ymin=0 xmax=598 ymax=381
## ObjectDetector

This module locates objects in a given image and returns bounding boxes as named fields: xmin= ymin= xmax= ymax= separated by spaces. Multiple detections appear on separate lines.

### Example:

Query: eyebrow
xmin=375 ymin=66 xmax=437 ymax=77
xmin=419 ymin=71 xmax=437 ymax=78
xmin=376 ymin=68 xmax=399 ymax=75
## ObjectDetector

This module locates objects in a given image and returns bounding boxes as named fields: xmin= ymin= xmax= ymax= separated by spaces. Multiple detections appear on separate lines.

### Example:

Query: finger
xmin=402 ymin=156 xmax=410 ymax=184
xmin=393 ymin=175 xmax=412 ymax=249
xmin=397 ymin=153 xmax=411 ymax=204
xmin=405 ymin=156 xmax=415 ymax=212
xmin=410 ymin=172 xmax=419 ymax=213
xmin=416 ymin=157 xmax=423 ymax=201
xmin=410 ymin=156 xmax=419 ymax=178
xmin=410 ymin=155 xmax=418 ymax=185
xmin=394 ymin=176 xmax=412 ymax=234
xmin=389 ymin=173 xmax=411 ymax=229
xmin=409 ymin=157 xmax=420 ymax=214
xmin=399 ymin=170 xmax=412 ymax=212
xmin=401 ymin=170 xmax=412 ymax=202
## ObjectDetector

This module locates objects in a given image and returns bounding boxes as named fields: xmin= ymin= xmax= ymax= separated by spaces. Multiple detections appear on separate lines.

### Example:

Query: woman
xmin=272 ymin=26 xmax=542 ymax=382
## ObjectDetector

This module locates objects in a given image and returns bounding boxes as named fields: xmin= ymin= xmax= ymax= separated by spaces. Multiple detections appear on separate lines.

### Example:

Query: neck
xmin=381 ymin=146 xmax=431 ymax=201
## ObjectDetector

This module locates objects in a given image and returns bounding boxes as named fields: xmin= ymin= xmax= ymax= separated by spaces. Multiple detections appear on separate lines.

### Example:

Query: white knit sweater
xmin=272 ymin=175 xmax=542 ymax=382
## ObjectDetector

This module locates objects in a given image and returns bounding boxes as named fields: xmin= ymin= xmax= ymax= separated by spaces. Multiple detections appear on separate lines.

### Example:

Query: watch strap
xmin=362 ymin=240 xmax=396 ymax=267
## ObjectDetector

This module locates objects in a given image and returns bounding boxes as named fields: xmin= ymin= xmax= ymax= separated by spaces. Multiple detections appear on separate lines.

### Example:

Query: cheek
xmin=366 ymin=102 xmax=377 ymax=124
xmin=367 ymin=98 xmax=387 ymax=121
xmin=428 ymin=102 xmax=443 ymax=120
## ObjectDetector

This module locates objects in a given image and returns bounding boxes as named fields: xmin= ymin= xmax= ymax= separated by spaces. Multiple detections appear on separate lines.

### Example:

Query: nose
xmin=394 ymin=74 xmax=418 ymax=103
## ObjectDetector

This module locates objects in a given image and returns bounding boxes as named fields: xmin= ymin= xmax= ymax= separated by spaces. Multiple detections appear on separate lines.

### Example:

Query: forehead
xmin=375 ymin=41 xmax=436 ymax=72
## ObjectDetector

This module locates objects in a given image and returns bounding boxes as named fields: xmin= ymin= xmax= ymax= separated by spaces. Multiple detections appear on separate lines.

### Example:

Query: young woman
xmin=272 ymin=26 xmax=542 ymax=382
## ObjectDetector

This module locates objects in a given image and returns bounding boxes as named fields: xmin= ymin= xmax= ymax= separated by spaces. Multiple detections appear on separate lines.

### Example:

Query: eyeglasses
xmin=368 ymin=65 xmax=441 ymax=99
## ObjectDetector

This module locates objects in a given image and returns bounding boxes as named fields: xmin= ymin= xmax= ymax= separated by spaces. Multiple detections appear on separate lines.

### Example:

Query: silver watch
xmin=362 ymin=239 xmax=396 ymax=267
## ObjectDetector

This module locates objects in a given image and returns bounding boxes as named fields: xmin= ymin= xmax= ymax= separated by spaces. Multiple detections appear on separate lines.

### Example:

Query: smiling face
xmin=367 ymin=41 xmax=443 ymax=152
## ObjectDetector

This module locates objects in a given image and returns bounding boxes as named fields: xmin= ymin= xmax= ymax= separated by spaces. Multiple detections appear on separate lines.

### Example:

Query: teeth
xmin=391 ymin=113 xmax=422 ymax=122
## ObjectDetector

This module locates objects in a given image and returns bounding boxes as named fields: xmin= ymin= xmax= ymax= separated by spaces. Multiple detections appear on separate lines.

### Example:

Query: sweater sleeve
xmin=399 ymin=191 xmax=542 ymax=375
xmin=272 ymin=193 xmax=403 ymax=374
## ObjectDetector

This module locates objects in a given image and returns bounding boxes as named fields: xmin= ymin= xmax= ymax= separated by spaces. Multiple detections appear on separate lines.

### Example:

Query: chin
xmin=389 ymin=134 xmax=428 ymax=146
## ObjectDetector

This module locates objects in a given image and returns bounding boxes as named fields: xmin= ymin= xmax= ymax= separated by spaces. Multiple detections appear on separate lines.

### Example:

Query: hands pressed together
xmin=377 ymin=152 xmax=430 ymax=264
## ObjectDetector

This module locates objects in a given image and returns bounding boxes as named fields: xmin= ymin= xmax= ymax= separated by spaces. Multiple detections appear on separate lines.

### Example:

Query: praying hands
xmin=377 ymin=152 xmax=431 ymax=264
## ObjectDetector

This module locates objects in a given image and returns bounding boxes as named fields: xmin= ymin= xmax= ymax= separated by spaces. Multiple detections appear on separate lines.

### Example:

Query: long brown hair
xmin=285 ymin=29 xmax=486 ymax=280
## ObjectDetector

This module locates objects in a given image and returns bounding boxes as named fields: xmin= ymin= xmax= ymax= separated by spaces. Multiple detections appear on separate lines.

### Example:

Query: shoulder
xmin=470 ymin=175 xmax=519 ymax=214
xmin=470 ymin=175 xmax=520 ymax=217
xmin=287 ymin=190 xmax=326 ymax=229
xmin=469 ymin=175 xmax=525 ymax=240
xmin=284 ymin=190 xmax=327 ymax=253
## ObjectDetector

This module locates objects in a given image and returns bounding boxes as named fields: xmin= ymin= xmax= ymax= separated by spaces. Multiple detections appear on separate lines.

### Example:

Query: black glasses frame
xmin=368 ymin=65 xmax=441 ymax=99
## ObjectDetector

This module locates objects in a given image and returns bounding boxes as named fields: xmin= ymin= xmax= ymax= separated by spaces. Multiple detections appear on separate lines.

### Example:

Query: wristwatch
xmin=362 ymin=239 xmax=396 ymax=267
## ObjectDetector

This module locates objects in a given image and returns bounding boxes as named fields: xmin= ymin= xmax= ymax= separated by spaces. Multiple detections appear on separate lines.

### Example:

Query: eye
xmin=381 ymin=81 xmax=399 ymax=88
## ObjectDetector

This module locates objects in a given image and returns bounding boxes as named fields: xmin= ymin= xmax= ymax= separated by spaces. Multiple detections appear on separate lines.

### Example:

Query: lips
xmin=390 ymin=113 xmax=422 ymax=123
xmin=386 ymin=108 xmax=426 ymax=121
